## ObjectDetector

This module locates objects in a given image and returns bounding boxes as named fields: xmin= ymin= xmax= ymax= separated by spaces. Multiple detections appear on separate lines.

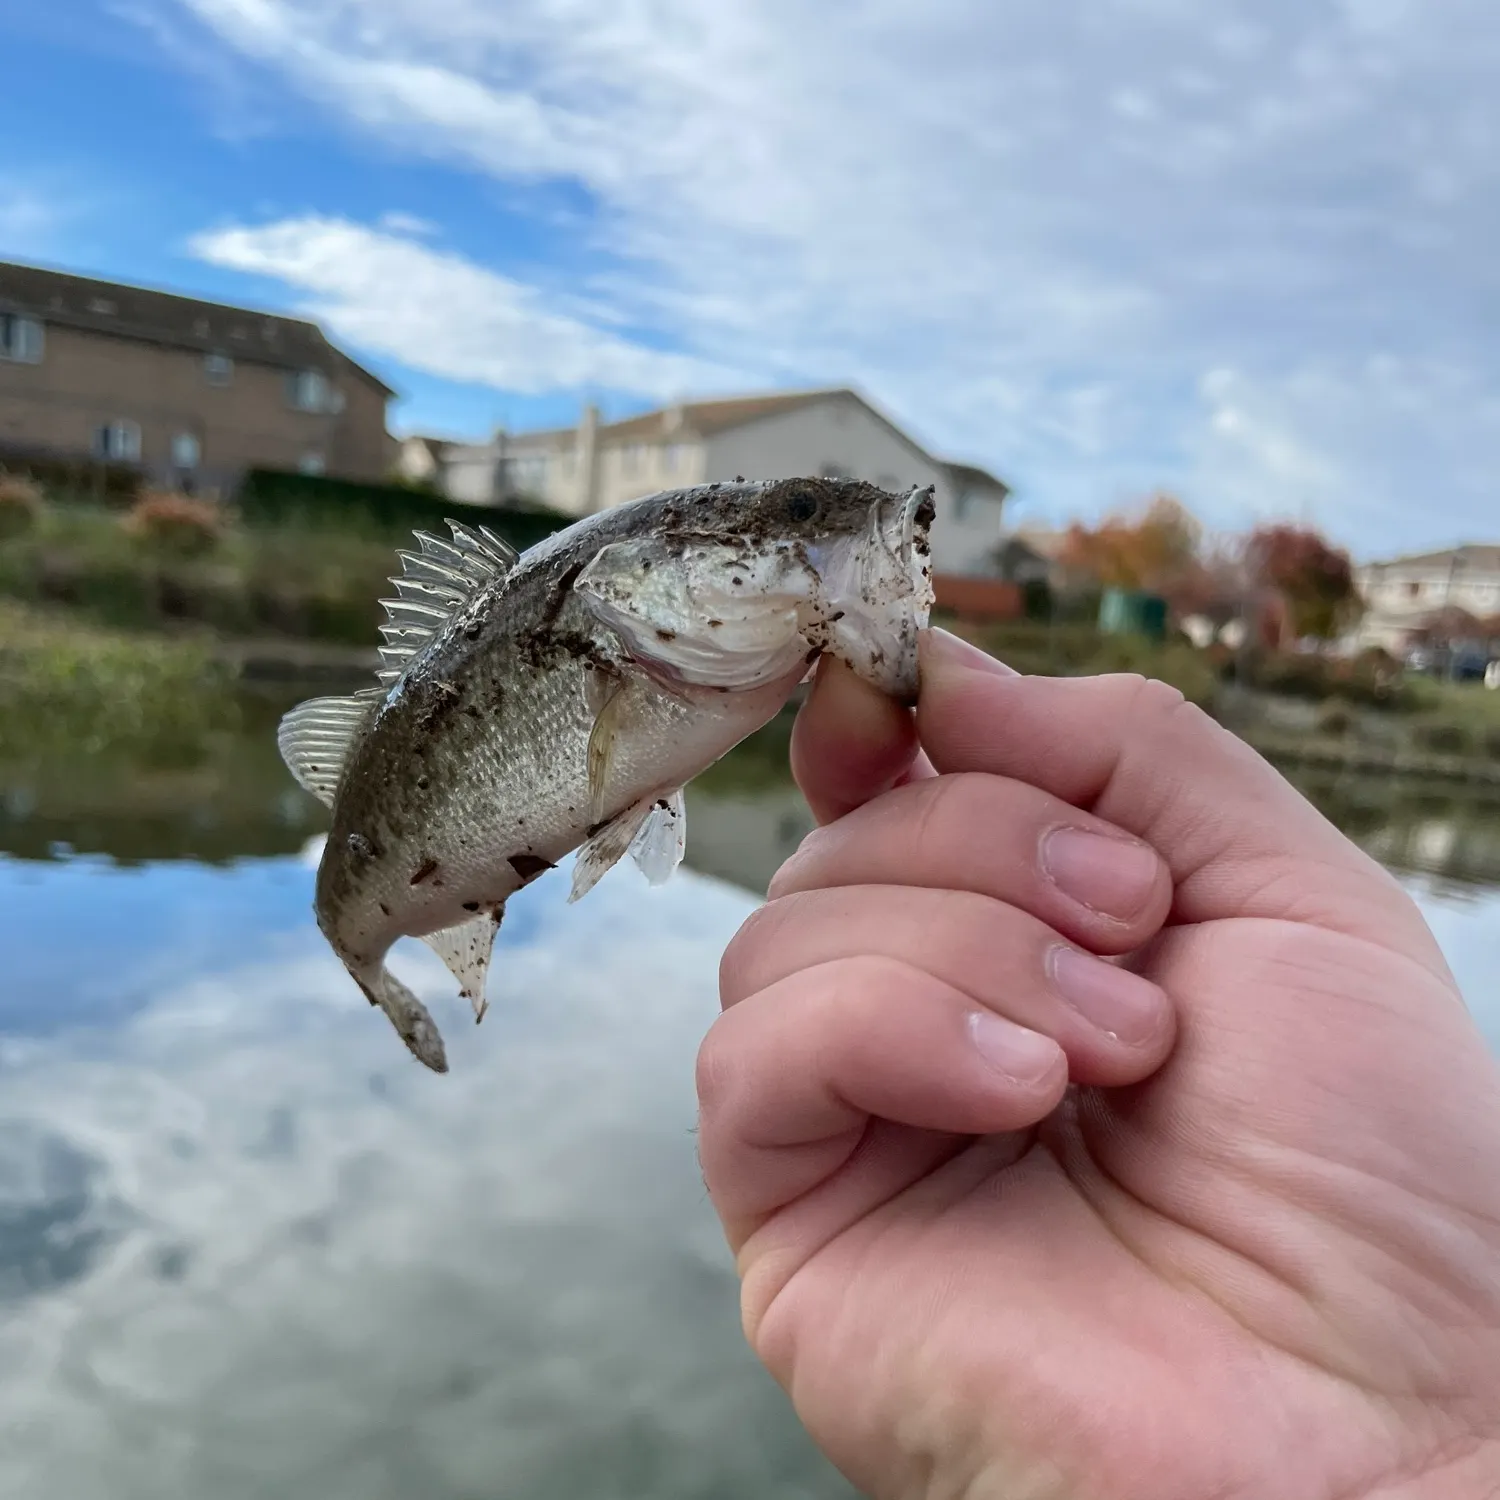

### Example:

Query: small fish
xmin=277 ymin=477 xmax=936 ymax=1072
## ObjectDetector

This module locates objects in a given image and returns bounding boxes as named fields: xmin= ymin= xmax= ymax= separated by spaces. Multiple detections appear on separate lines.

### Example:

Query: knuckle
xmin=694 ymin=1019 xmax=738 ymax=1116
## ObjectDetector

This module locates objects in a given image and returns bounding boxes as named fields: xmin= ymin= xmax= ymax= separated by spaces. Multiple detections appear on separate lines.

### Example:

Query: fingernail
xmin=921 ymin=628 xmax=1019 ymax=677
xmin=1041 ymin=827 xmax=1160 ymax=921
xmin=1049 ymin=947 xmax=1164 ymax=1046
xmin=966 ymin=1012 xmax=1061 ymax=1084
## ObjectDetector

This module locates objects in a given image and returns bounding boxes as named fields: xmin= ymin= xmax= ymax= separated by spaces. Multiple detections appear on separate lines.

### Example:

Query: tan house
xmin=414 ymin=387 xmax=1012 ymax=577
xmin=0 ymin=259 xmax=395 ymax=493
xmin=1353 ymin=544 xmax=1500 ymax=653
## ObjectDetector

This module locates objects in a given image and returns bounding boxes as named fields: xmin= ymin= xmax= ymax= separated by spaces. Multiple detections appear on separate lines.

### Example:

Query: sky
xmin=2 ymin=0 xmax=1498 ymax=558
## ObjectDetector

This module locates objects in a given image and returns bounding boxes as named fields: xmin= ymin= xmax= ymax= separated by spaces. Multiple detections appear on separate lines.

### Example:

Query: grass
xmin=0 ymin=498 xmax=408 ymax=645
xmin=0 ymin=600 xmax=241 ymax=765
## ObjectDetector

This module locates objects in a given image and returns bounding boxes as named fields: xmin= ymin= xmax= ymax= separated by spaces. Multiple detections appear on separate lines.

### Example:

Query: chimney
xmin=578 ymin=402 xmax=601 ymax=513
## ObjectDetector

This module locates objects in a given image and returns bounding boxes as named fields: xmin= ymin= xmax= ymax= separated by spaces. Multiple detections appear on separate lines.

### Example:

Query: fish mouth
xmin=805 ymin=484 xmax=935 ymax=701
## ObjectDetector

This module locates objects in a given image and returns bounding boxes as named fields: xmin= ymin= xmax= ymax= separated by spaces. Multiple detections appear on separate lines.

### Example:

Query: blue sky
xmin=3 ymin=0 xmax=1498 ymax=558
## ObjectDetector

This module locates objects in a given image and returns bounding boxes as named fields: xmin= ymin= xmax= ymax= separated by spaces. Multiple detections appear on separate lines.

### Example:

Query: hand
xmin=696 ymin=629 xmax=1500 ymax=1500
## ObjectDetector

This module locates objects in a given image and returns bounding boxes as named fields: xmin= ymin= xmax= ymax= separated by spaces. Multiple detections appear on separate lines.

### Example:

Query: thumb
xmin=916 ymin=630 xmax=1445 ymax=966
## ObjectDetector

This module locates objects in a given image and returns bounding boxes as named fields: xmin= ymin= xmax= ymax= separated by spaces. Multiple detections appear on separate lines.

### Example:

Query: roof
xmin=504 ymin=387 xmax=1013 ymax=494
xmin=944 ymin=461 xmax=1011 ymax=497
xmin=0 ymin=258 xmax=395 ymax=396
xmin=1363 ymin=543 xmax=1500 ymax=572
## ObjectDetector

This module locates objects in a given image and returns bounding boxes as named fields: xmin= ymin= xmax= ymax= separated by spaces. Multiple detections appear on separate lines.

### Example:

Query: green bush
xmin=236 ymin=467 xmax=573 ymax=552
xmin=0 ymin=474 xmax=42 ymax=538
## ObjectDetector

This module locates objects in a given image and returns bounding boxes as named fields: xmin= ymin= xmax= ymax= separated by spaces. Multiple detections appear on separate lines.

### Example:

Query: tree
xmin=1058 ymin=494 xmax=1203 ymax=596
xmin=1243 ymin=524 xmax=1362 ymax=640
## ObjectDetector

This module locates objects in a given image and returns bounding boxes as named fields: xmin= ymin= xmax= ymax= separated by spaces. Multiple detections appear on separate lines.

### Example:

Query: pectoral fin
xmin=569 ymin=789 xmax=687 ymax=902
xmin=419 ymin=907 xmax=503 ymax=1024
xmin=629 ymin=790 xmax=686 ymax=885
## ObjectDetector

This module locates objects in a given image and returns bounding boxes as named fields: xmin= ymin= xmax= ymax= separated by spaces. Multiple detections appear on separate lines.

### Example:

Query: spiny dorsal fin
xmin=277 ymin=688 xmax=384 ymax=808
xmin=375 ymin=518 xmax=521 ymax=687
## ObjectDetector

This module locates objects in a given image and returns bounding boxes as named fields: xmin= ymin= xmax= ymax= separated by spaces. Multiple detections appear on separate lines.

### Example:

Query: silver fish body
xmin=277 ymin=477 xmax=935 ymax=1072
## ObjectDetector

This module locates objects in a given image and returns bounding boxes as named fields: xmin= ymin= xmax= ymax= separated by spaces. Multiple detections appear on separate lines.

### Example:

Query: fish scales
xmin=279 ymin=477 xmax=936 ymax=1072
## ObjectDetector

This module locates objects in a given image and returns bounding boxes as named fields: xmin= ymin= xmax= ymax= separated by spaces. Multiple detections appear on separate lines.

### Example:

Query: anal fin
xmin=419 ymin=907 xmax=503 ymax=1024
xmin=569 ymin=789 xmax=687 ymax=903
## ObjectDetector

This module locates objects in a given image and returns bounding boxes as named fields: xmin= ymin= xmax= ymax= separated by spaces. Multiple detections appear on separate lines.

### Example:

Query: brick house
xmin=0 ymin=259 xmax=396 ymax=493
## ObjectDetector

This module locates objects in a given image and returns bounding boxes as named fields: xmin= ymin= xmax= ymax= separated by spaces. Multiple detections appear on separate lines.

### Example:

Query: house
xmin=1353 ymin=545 xmax=1500 ymax=654
xmin=0 ymin=259 xmax=395 ymax=493
xmin=425 ymin=388 xmax=1011 ymax=577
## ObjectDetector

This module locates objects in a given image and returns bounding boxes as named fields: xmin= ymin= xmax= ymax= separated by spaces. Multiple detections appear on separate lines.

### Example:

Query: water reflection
xmin=1 ymin=688 xmax=1498 ymax=1497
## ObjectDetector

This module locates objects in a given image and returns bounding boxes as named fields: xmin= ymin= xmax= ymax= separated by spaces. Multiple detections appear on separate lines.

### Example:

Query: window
xmin=954 ymin=487 xmax=973 ymax=521
xmin=204 ymin=353 xmax=233 ymax=386
xmin=0 ymin=314 xmax=43 ymax=364
xmin=663 ymin=444 xmax=685 ymax=473
xmin=94 ymin=421 xmax=141 ymax=462
xmin=298 ymin=451 xmax=327 ymax=476
xmin=287 ymin=369 xmax=336 ymax=412
xmin=88 ymin=296 xmax=117 ymax=315
xmin=171 ymin=432 xmax=201 ymax=470
xmin=620 ymin=444 xmax=645 ymax=475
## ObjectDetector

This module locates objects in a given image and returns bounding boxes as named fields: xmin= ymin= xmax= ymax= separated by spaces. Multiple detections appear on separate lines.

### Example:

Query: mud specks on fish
xmin=735 ymin=474 xmax=745 ymax=482
xmin=463 ymin=618 xmax=484 ymax=640
xmin=465 ymin=705 xmax=481 ymax=719
xmin=462 ymin=901 xmax=480 ymax=912
xmin=655 ymin=798 xmax=670 ymax=811
xmin=379 ymin=902 xmax=391 ymax=917
xmin=707 ymin=618 xmax=723 ymax=628
xmin=507 ymin=853 xmax=555 ymax=883
xmin=410 ymin=857 xmax=439 ymax=886
xmin=347 ymin=833 xmax=376 ymax=859
xmin=416 ymin=775 xmax=430 ymax=791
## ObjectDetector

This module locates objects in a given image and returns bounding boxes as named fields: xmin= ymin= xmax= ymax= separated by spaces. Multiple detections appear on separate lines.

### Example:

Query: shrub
xmin=122 ymin=492 xmax=223 ymax=558
xmin=0 ymin=474 xmax=43 ymax=539
xmin=1411 ymin=722 xmax=1470 ymax=756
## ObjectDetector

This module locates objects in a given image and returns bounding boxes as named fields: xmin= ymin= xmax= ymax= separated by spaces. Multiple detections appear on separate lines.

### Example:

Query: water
xmin=1 ymin=689 xmax=1498 ymax=1498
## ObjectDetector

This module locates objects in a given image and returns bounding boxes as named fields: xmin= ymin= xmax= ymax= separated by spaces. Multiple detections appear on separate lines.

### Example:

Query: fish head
xmin=574 ymin=477 xmax=935 ymax=701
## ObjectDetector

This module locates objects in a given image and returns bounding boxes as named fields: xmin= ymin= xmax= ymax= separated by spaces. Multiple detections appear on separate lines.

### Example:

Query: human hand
xmin=697 ymin=629 xmax=1500 ymax=1500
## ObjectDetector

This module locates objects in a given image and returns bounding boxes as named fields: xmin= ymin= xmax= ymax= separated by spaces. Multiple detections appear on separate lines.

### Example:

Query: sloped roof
xmin=1363 ymin=543 xmax=1500 ymax=572
xmin=0 ymin=258 xmax=395 ymax=395
xmin=943 ymin=460 xmax=1010 ymax=497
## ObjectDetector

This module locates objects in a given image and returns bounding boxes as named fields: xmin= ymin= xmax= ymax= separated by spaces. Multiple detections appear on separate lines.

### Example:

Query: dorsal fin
xmin=277 ymin=688 xmax=384 ymax=807
xmin=374 ymin=519 xmax=521 ymax=687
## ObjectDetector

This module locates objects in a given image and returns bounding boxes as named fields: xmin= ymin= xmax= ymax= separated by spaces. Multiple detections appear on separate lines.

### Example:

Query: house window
xmin=298 ymin=451 xmax=327 ymax=476
xmin=663 ymin=444 xmax=686 ymax=473
xmin=94 ymin=421 xmax=142 ymax=462
xmin=0 ymin=314 xmax=43 ymax=363
xmin=1407 ymin=581 xmax=1421 ymax=598
xmin=204 ymin=353 xmax=233 ymax=386
xmin=288 ymin=369 xmax=334 ymax=413
xmin=620 ymin=444 xmax=644 ymax=475
xmin=954 ymin=487 xmax=973 ymax=520
xmin=171 ymin=433 xmax=201 ymax=470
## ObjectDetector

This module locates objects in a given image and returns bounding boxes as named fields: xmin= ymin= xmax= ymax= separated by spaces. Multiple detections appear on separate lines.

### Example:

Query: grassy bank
xmin=0 ymin=601 xmax=241 ymax=764
xmin=0 ymin=496 xmax=408 ymax=644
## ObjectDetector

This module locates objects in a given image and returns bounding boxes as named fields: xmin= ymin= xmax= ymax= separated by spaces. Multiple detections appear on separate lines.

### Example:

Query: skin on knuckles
xmin=695 ymin=953 xmax=1071 ymax=1239
xmin=767 ymin=770 xmax=1174 ymax=956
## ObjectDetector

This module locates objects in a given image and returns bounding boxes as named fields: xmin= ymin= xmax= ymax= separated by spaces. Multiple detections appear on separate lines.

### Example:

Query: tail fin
xmin=356 ymin=966 xmax=449 ymax=1073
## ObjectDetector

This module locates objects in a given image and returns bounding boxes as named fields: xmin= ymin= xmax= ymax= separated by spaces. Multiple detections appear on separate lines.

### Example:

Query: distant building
xmin=1354 ymin=544 xmax=1500 ymax=653
xmin=0 ymin=259 xmax=395 ymax=493
xmin=413 ymin=388 xmax=1011 ymax=577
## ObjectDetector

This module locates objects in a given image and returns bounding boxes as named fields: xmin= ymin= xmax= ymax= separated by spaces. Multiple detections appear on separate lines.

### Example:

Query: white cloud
xmin=0 ymin=182 xmax=66 ymax=259
xmin=149 ymin=0 xmax=1500 ymax=550
xmin=189 ymin=215 xmax=750 ymax=399
xmin=376 ymin=210 xmax=438 ymax=238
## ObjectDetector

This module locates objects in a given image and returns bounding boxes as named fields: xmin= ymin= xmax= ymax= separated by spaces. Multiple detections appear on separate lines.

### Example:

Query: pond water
xmin=1 ymin=688 xmax=1499 ymax=1499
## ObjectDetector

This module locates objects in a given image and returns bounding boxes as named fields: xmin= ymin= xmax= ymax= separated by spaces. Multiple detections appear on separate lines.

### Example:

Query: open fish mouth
xmin=805 ymin=484 xmax=936 ymax=700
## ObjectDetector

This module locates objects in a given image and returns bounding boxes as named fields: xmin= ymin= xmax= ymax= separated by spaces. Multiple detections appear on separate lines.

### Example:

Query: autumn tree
xmin=1058 ymin=493 xmax=1211 ymax=605
xmin=1243 ymin=524 xmax=1362 ymax=640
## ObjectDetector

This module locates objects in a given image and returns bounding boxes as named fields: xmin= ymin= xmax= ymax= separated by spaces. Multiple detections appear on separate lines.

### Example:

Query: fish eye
xmin=786 ymin=489 xmax=819 ymax=523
